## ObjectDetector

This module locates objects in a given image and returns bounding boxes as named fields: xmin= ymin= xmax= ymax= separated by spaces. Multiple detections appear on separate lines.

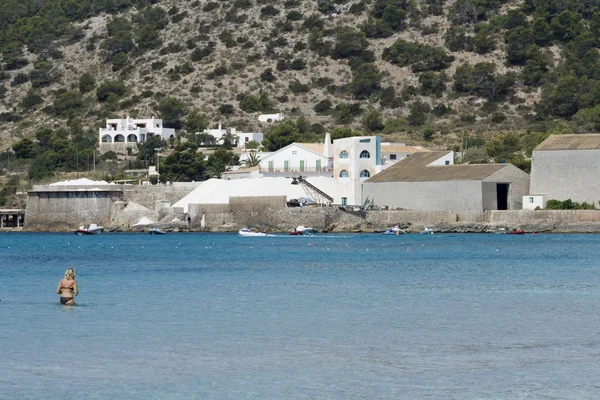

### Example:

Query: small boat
xmin=382 ymin=225 xmax=406 ymax=235
xmin=149 ymin=228 xmax=166 ymax=235
xmin=75 ymin=223 xmax=104 ymax=235
xmin=239 ymin=227 xmax=269 ymax=237
xmin=289 ymin=229 xmax=303 ymax=236
xmin=295 ymin=225 xmax=314 ymax=234
xmin=420 ymin=228 xmax=434 ymax=234
xmin=507 ymin=229 xmax=526 ymax=235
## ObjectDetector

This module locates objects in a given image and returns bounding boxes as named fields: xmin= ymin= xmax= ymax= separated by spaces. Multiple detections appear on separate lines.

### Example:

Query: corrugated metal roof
xmin=535 ymin=134 xmax=600 ymax=151
xmin=365 ymin=151 xmax=509 ymax=183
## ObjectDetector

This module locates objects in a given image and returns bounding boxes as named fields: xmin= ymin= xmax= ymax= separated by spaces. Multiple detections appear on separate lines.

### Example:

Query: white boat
xmin=239 ymin=228 xmax=269 ymax=237
xmin=75 ymin=223 xmax=104 ymax=235
xmin=420 ymin=228 xmax=435 ymax=234
xmin=149 ymin=228 xmax=166 ymax=235
xmin=382 ymin=225 xmax=406 ymax=235
xmin=295 ymin=225 xmax=314 ymax=234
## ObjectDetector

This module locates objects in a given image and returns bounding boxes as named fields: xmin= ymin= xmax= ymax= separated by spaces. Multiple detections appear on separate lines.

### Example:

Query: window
xmin=445 ymin=160 xmax=450 ymax=165
xmin=341 ymin=197 xmax=347 ymax=205
xmin=389 ymin=154 xmax=397 ymax=160
xmin=292 ymin=150 xmax=297 ymax=155
xmin=360 ymin=170 xmax=370 ymax=178
xmin=340 ymin=150 xmax=349 ymax=158
xmin=529 ymin=197 xmax=534 ymax=203
xmin=360 ymin=150 xmax=370 ymax=158
xmin=339 ymin=170 xmax=349 ymax=178
xmin=359 ymin=138 xmax=371 ymax=143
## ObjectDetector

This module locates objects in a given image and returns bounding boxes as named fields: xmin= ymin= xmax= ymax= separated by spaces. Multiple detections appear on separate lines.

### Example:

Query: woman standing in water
xmin=56 ymin=268 xmax=79 ymax=305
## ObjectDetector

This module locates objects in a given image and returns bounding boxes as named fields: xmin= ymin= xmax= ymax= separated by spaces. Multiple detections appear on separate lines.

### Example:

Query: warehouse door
xmin=497 ymin=183 xmax=509 ymax=210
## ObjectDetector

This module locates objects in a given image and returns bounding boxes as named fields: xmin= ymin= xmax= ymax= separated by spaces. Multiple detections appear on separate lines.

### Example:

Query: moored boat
xmin=289 ymin=229 xmax=303 ymax=235
xmin=149 ymin=228 xmax=166 ymax=235
xmin=382 ymin=225 xmax=406 ymax=235
xmin=295 ymin=225 xmax=314 ymax=234
xmin=75 ymin=223 xmax=104 ymax=235
xmin=420 ymin=228 xmax=434 ymax=234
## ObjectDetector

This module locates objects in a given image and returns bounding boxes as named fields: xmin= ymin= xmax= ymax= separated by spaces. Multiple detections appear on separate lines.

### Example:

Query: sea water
xmin=1 ymin=232 xmax=599 ymax=399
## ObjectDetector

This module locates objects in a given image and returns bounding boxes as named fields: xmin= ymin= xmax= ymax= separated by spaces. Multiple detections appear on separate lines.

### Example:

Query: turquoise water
xmin=1 ymin=232 xmax=599 ymax=399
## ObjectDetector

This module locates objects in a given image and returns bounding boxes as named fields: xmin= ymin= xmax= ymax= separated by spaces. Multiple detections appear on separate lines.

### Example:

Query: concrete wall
xmin=485 ymin=164 xmax=530 ymax=209
xmin=188 ymin=196 xmax=287 ymax=230
xmin=481 ymin=182 xmax=497 ymax=210
xmin=363 ymin=181 xmax=485 ymax=211
xmin=25 ymin=190 xmax=123 ymax=231
xmin=530 ymin=149 xmax=600 ymax=203
xmin=122 ymin=184 xmax=199 ymax=210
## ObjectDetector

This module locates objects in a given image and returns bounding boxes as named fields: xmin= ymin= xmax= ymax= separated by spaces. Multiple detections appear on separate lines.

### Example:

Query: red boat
xmin=289 ymin=230 xmax=303 ymax=236
xmin=507 ymin=229 xmax=525 ymax=235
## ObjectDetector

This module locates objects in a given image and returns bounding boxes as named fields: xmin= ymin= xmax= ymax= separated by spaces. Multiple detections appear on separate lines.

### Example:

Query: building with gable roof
xmin=247 ymin=132 xmax=333 ymax=175
xmin=527 ymin=134 xmax=600 ymax=208
xmin=363 ymin=151 xmax=529 ymax=211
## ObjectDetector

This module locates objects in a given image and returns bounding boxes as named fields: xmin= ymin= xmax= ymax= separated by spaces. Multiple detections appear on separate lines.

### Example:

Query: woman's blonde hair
xmin=64 ymin=268 xmax=76 ymax=280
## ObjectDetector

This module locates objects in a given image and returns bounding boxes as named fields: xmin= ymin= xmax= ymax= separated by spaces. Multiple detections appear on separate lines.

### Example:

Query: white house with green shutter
xmin=248 ymin=132 xmax=333 ymax=175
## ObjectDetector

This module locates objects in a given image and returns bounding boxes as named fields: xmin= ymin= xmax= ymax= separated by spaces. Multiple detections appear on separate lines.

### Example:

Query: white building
xmin=99 ymin=116 xmax=175 ymax=146
xmin=530 ymin=134 xmax=600 ymax=206
xmin=250 ymin=132 xmax=333 ymax=174
xmin=380 ymin=143 xmax=430 ymax=166
xmin=258 ymin=113 xmax=284 ymax=123
xmin=333 ymin=136 xmax=387 ymax=206
xmin=201 ymin=124 xmax=264 ymax=148
xmin=522 ymin=194 xmax=547 ymax=210
xmin=362 ymin=151 xmax=530 ymax=211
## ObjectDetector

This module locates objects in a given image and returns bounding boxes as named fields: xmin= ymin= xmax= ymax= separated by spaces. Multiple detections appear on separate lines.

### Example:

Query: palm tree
xmin=219 ymin=131 xmax=239 ymax=149
xmin=241 ymin=152 xmax=261 ymax=168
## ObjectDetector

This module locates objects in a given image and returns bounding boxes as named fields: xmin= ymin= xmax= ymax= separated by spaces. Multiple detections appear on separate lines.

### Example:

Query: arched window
xmin=114 ymin=134 xmax=125 ymax=142
xmin=360 ymin=150 xmax=370 ymax=158
xmin=360 ymin=169 xmax=370 ymax=178
xmin=101 ymin=135 xmax=112 ymax=143
xmin=339 ymin=150 xmax=349 ymax=158
xmin=127 ymin=134 xmax=137 ymax=142
xmin=339 ymin=170 xmax=349 ymax=178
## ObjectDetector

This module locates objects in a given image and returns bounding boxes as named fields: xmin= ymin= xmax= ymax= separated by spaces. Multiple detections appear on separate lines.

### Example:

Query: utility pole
xmin=460 ymin=130 xmax=464 ymax=163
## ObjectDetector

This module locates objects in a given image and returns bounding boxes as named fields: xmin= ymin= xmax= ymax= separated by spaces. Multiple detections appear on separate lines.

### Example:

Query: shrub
xmin=219 ymin=104 xmax=235 ymax=115
xmin=11 ymin=73 xmax=29 ymax=86
xmin=289 ymin=59 xmax=306 ymax=70
xmin=260 ymin=68 xmax=277 ymax=82
xmin=545 ymin=199 xmax=595 ymax=210
xmin=289 ymin=80 xmax=310 ymax=94
xmin=382 ymin=39 xmax=454 ymax=71
xmin=78 ymin=73 xmax=95 ymax=93
xmin=260 ymin=5 xmax=280 ymax=17
xmin=96 ymin=81 xmax=127 ymax=102
xmin=314 ymin=99 xmax=333 ymax=115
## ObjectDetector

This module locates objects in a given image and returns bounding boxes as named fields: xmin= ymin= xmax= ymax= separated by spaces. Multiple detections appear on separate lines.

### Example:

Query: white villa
xmin=99 ymin=116 xmax=175 ymax=146
xmin=201 ymin=124 xmax=263 ymax=148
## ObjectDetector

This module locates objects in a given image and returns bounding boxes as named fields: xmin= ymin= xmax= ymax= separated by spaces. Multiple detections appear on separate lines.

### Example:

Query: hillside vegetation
xmin=1 ymin=0 xmax=600 ymax=183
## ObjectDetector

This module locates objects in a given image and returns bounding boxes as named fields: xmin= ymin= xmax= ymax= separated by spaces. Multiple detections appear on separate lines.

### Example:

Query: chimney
xmin=324 ymin=132 xmax=332 ymax=158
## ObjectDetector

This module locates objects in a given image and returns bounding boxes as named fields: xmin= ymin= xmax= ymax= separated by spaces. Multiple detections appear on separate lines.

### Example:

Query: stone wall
xmin=25 ymin=190 xmax=123 ymax=231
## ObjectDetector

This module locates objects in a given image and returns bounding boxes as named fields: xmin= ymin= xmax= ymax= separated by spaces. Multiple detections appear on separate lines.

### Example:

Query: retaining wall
xmin=25 ymin=190 xmax=124 ymax=231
